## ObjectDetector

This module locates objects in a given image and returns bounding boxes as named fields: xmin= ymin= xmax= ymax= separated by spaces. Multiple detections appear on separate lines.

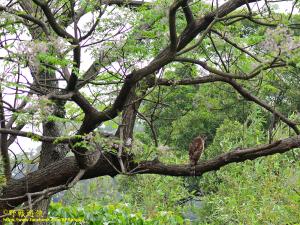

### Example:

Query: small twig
xmin=118 ymin=125 xmax=127 ymax=173
xmin=177 ymin=17 xmax=219 ymax=55
xmin=26 ymin=193 xmax=32 ymax=210
xmin=68 ymin=169 xmax=86 ymax=188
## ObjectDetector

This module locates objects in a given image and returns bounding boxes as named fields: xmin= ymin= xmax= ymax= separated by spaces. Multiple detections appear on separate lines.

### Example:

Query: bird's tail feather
xmin=190 ymin=165 xmax=196 ymax=177
xmin=193 ymin=165 xmax=196 ymax=177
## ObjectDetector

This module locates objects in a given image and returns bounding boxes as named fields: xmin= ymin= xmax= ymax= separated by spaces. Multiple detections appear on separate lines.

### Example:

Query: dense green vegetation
xmin=49 ymin=202 xmax=187 ymax=224
xmin=1 ymin=0 xmax=300 ymax=224
xmin=48 ymin=7 xmax=300 ymax=220
xmin=50 ymin=110 xmax=300 ymax=223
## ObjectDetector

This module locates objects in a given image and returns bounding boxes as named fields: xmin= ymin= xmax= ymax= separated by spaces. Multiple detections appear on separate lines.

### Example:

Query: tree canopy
xmin=0 ymin=0 xmax=300 ymax=223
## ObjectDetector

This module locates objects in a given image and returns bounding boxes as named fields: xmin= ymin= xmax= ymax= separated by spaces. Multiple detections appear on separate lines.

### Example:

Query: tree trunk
xmin=115 ymin=84 xmax=142 ymax=144
xmin=30 ymin=102 xmax=67 ymax=224
xmin=15 ymin=2 xmax=69 ymax=221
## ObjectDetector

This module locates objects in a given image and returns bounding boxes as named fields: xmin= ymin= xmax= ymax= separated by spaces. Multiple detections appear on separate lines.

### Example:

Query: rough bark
xmin=115 ymin=84 xmax=142 ymax=143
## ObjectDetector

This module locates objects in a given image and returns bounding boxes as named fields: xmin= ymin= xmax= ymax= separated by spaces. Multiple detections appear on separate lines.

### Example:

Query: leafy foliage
xmin=1 ymin=0 xmax=300 ymax=224
xmin=196 ymin=155 xmax=300 ymax=224
xmin=49 ymin=202 xmax=188 ymax=225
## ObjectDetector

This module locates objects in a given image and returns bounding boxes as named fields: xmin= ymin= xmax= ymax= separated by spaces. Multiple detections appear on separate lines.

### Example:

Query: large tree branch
xmin=64 ymin=0 xmax=263 ymax=141
xmin=211 ymin=29 xmax=262 ymax=63
xmin=169 ymin=0 xmax=183 ymax=51
xmin=155 ymin=74 xmax=299 ymax=134
xmin=70 ymin=0 xmax=263 ymax=169
xmin=102 ymin=0 xmax=148 ymax=7
xmin=155 ymin=74 xmax=224 ymax=86
xmin=9 ymin=0 xmax=265 ymax=182
xmin=0 ymin=128 xmax=75 ymax=143
xmin=176 ymin=0 xmax=259 ymax=51
xmin=174 ymin=57 xmax=286 ymax=80
xmin=96 ymin=0 xmax=260 ymax=127
xmin=225 ymin=78 xmax=300 ymax=134
xmin=31 ymin=0 xmax=74 ymax=40
xmin=1 ymin=135 xmax=299 ymax=210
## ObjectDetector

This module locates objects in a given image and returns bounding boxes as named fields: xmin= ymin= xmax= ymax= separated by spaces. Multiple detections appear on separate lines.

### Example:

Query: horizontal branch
xmin=225 ymin=78 xmax=300 ymax=134
xmin=154 ymin=73 xmax=299 ymax=135
xmin=155 ymin=74 xmax=224 ymax=86
xmin=175 ymin=57 xmax=286 ymax=80
xmin=102 ymin=0 xmax=148 ymax=7
xmin=1 ymin=135 xmax=299 ymax=210
xmin=0 ymin=128 xmax=56 ymax=142
xmin=0 ymin=128 xmax=80 ymax=143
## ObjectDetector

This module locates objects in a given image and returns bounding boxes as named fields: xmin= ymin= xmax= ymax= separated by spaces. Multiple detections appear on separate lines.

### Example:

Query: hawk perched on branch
xmin=189 ymin=135 xmax=207 ymax=176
